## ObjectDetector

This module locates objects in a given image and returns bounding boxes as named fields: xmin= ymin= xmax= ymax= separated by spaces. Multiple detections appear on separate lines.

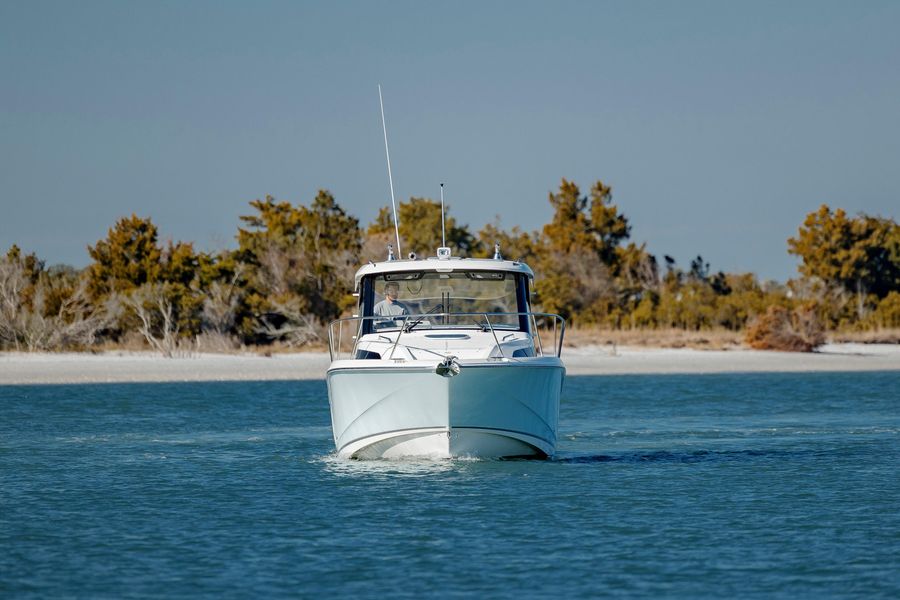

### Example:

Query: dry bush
xmin=250 ymin=245 xmax=344 ymax=348
xmin=563 ymin=327 xmax=743 ymax=350
xmin=194 ymin=331 xmax=240 ymax=353
xmin=244 ymin=338 xmax=329 ymax=355
xmin=745 ymin=305 xmax=825 ymax=352
xmin=827 ymin=328 xmax=900 ymax=344
xmin=94 ymin=330 xmax=149 ymax=353
xmin=0 ymin=260 xmax=119 ymax=351
xmin=361 ymin=231 xmax=396 ymax=263
xmin=122 ymin=283 xmax=189 ymax=357
xmin=202 ymin=267 xmax=244 ymax=335
xmin=254 ymin=297 xmax=324 ymax=348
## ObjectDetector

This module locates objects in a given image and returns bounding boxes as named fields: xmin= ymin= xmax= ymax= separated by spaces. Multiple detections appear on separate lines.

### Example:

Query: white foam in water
xmin=317 ymin=453 xmax=464 ymax=478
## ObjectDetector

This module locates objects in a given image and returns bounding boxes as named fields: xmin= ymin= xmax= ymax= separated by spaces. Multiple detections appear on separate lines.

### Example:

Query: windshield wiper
xmin=404 ymin=303 xmax=444 ymax=333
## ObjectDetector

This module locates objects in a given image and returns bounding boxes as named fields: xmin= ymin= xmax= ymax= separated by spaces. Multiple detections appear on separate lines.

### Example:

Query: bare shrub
xmin=123 ymin=283 xmax=187 ymax=357
xmin=254 ymin=297 xmax=323 ymax=348
xmin=194 ymin=331 xmax=239 ymax=353
xmin=0 ymin=257 xmax=30 ymax=350
xmin=534 ymin=249 xmax=615 ymax=321
xmin=563 ymin=327 xmax=743 ymax=350
xmin=40 ymin=280 xmax=121 ymax=351
xmin=248 ymin=242 xmax=348 ymax=347
xmin=202 ymin=267 xmax=244 ymax=335
xmin=0 ymin=259 xmax=118 ymax=351
xmin=256 ymin=246 xmax=293 ymax=297
xmin=361 ymin=231 xmax=396 ymax=263
xmin=745 ymin=305 xmax=825 ymax=352
xmin=108 ymin=330 xmax=150 ymax=352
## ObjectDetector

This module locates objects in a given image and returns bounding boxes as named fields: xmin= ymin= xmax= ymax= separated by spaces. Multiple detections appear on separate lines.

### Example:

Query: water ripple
xmin=2 ymin=373 xmax=899 ymax=598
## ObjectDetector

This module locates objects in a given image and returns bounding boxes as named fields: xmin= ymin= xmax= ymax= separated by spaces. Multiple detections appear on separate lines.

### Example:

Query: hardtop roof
xmin=353 ymin=257 xmax=534 ymax=291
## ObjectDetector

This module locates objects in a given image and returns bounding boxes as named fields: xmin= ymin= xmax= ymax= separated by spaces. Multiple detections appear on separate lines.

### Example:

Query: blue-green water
xmin=2 ymin=372 xmax=899 ymax=598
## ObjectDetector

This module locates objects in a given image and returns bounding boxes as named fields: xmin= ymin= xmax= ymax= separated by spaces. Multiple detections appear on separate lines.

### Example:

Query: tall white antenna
xmin=439 ymin=183 xmax=446 ymax=247
xmin=378 ymin=84 xmax=401 ymax=256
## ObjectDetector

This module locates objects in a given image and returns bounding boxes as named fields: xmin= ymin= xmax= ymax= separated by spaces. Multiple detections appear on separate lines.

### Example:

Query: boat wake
xmin=316 ymin=453 xmax=470 ymax=477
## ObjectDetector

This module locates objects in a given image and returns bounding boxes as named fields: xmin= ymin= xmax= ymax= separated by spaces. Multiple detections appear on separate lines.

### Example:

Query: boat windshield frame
xmin=359 ymin=270 xmax=532 ymax=335
xmin=328 ymin=311 xmax=566 ymax=360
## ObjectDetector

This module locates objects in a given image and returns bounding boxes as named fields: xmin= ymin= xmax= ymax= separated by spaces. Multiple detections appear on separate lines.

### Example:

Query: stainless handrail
xmin=530 ymin=313 xmax=544 ymax=356
xmin=482 ymin=312 xmax=505 ymax=359
xmin=327 ymin=311 xmax=565 ymax=360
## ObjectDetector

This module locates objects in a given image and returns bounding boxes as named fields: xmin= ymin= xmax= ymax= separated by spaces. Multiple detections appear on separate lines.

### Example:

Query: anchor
xmin=435 ymin=355 xmax=460 ymax=377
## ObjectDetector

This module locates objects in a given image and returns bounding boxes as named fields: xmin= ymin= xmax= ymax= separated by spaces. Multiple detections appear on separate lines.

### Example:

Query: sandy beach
xmin=0 ymin=343 xmax=897 ymax=385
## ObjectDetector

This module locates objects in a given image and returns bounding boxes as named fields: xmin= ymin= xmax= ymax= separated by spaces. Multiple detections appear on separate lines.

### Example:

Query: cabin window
xmin=361 ymin=271 xmax=528 ymax=332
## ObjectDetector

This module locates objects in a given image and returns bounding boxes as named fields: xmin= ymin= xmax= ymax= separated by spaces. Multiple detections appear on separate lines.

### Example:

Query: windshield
xmin=366 ymin=271 xmax=524 ymax=330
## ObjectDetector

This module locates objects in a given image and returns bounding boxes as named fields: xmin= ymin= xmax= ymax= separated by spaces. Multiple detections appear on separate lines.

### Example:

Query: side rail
xmin=327 ymin=312 xmax=565 ymax=361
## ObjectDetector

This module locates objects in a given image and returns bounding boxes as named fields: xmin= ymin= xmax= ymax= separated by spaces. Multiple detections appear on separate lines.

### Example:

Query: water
xmin=2 ymin=372 xmax=899 ymax=598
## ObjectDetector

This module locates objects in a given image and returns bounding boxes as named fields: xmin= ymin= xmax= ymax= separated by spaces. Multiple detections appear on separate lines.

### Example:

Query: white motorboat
xmin=326 ymin=246 xmax=566 ymax=459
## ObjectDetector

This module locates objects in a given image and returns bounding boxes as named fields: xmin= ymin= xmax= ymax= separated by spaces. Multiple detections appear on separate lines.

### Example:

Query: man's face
xmin=385 ymin=285 xmax=399 ymax=301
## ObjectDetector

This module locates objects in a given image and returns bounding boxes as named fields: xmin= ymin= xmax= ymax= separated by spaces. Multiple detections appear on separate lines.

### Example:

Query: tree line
xmin=1 ymin=179 xmax=898 ymax=353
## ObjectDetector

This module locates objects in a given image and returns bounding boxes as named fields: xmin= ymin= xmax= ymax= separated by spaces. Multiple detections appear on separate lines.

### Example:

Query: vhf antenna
xmin=378 ymin=85 xmax=402 ymax=256
xmin=440 ymin=183 xmax=446 ymax=247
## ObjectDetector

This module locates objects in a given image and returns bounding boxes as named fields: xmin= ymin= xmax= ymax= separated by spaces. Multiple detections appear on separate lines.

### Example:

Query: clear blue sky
xmin=2 ymin=0 xmax=898 ymax=281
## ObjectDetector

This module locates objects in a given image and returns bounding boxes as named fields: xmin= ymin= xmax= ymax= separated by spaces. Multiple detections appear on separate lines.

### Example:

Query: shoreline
xmin=0 ymin=343 xmax=897 ymax=385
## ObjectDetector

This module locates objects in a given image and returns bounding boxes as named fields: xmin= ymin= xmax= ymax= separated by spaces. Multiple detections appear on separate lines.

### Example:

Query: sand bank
xmin=1 ymin=343 xmax=897 ymax=385
xmin=563 ymin=343 xmax=899 ymax=376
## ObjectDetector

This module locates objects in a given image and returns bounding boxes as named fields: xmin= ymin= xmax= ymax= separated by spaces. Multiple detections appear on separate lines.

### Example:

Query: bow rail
xmin=327 ymin=311 xmax=565 ymax=361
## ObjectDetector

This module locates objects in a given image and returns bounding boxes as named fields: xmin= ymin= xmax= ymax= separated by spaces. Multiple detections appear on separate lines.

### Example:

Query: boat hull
xmin=327 ymin=359 xmax=564 ymax=459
